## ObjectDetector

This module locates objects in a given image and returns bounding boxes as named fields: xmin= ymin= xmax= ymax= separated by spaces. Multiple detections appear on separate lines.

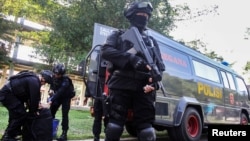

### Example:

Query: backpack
xmin=9 ymin=70 xmax=38 ymax=96
xmin=9 ymin=70 xmax=36 ymax=81
xmin=22 ymin=108 xmax=53 ymax=141
xmin=66 ymin=76 xmax=75 ymax=98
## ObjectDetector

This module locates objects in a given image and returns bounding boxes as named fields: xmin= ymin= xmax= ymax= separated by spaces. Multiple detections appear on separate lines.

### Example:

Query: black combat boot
xmin=56 ymin=130 xmax=67 ymax=141
xmin=94 ymin=136 xmax=99 ymax=141
xmin=1 ymin=133 xmax=18 ymax=141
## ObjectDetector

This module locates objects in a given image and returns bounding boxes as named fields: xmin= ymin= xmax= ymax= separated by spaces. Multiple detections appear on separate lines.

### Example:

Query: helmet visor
xmin=138 ymin=2 xmax=153 ymax=11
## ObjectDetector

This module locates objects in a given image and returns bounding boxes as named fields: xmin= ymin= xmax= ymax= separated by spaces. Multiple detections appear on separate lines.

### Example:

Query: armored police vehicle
xmin=83 ymin=23 xmax=250 ymax=141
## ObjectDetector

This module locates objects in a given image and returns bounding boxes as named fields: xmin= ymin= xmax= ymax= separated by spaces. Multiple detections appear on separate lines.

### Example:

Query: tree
xmin=244 ymin=27 xmax=250 ymax=40
xmin=34 ymin=0 xmax=182 ymax=70
xmin=0 ymin=43 xmax=11 ymax=69
xmin=0 ymin=0 xmax=59 ymax=68
xmin=0 ymin=0 xmax=219 ymax=71
xmin=178 ymin=38 xmax=225 ymax=64
xmin=242 ymin=28 xmax=250 ymax=81
xmin=243 ymin=61 xmax=250 ymax=83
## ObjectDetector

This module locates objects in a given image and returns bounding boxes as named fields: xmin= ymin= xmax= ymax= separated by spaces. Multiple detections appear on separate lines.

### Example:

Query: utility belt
xmin=113 ymin=70 xmax=150 ymax=80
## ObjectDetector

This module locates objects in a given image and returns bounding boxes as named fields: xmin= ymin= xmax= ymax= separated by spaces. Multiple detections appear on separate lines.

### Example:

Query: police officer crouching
xmin=0 ymin=70 xmax=53 ymax=141
xmin=101 ymin=1 xmax=165 ymax=141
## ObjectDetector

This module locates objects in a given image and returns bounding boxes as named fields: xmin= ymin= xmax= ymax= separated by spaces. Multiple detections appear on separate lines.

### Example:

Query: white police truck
xmin=83 ymin=23 xmax=250 ymax=141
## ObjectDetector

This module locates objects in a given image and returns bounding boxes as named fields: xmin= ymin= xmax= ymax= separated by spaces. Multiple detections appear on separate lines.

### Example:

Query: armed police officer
xmin=0 ymin=70 xmax=53 ymax=141
xmin=83 ymin=55 xmax=109 ymax=141
xmin=101 ymin=1 xmax=165 ymax=141
xmin=48 ymin=63 xmax=75 ymax=141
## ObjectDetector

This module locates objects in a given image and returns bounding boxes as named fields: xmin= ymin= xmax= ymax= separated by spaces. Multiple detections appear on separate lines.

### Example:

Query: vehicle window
xmin=159 ymin=43 xmax=191 ymax=75
xmin=193 ymin=60 xmax=220 ymax=83
xmin=236 ymin=76 xmax=248 ymax=96
xmin=226 ymin=72 xmax=236 ymax=90
xmin=221 ymin=71 xmax=230 ymax=88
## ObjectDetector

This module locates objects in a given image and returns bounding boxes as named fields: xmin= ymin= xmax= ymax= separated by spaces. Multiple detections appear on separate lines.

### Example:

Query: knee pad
xmin=105 ymin=123 xmax=123 ymax=141
xmin=138 ymin=127 xmax=156 ymax=141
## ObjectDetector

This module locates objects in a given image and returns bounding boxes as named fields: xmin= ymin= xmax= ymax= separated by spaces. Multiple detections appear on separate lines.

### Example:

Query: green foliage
xmin=34 ymin=0 xmax=178 ymax=69
xmin=0 ymin=0 xmax=220 ymax=72
xmin=244 ymin=61 xmax=250 ymax=71
xmin=0 ymin=106 xmax=8 ymax=130
xmin=0 ymin=15 xmax=19 ymax=42
xmin=180 ymin=39 xmax=225 ymax=64
xmin=243 ymin=61 xmax=250 ymax=83
xmin=1 ymin=0 xmax=55 ymax=23
xmin=0 ymin=43 xmax=11 ymax=69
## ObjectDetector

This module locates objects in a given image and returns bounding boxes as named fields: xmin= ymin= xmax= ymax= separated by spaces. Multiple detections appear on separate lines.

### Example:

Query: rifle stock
xmin=121 ymin=27 xmax=162 ymax=82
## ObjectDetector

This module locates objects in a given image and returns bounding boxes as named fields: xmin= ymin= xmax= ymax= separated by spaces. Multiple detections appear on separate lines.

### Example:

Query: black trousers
xmin=0 ymin=85 xmax=27 ymax=138
xmin=106 ymin=88 xmax=155 ymax=134
xmin=50 ymin=98 xmax=71 ymax=131
xmin=92 ymin=98 xmax=108 ymax=137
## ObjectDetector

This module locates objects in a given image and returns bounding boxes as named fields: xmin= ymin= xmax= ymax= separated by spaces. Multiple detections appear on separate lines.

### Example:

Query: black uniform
xmin=101 ymin=27 xmax=165 ymax=141
xmin=85 ymin=55 xmax=109 ymax=141
xmin=92 ymin=97 xmax=109 ymax=141
xmin=49 ymin=76 xmax=72 ymax=132
xmin=0 ymin=74 xmax=41 ymax=140
xmin=101 ymin=3 xmax=164 ymax=141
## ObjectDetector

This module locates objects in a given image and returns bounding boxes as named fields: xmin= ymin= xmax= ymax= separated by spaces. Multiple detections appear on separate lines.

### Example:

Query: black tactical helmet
xmin=124 ymin=1 xmax=153 ymax=20
xmin=40 ymin=70 xmax=53 ymax=84
xmin=52 ymin=63 xmax=66 ymax=75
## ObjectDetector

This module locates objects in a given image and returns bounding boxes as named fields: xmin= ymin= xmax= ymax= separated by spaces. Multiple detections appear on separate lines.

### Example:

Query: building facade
xmin=0 ymin=16 xmax=87 ymax=107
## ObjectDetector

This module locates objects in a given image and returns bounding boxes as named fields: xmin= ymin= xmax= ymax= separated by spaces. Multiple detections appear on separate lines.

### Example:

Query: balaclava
xmin=129 ymin=12 xmax=149 ymax=32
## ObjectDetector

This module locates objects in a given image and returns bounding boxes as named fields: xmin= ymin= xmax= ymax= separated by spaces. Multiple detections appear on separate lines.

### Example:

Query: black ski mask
xmin=130 ymin=14 xmax=148 ymax=32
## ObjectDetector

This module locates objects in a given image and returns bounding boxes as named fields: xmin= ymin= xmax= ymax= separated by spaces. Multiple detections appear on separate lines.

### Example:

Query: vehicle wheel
xmin=241 ymin=113 xmax=249 ymax=125
xmin=125 ymin=121 xmax=137 ymax=137
xmin=175 ymin=107 xmax=202 ymax=141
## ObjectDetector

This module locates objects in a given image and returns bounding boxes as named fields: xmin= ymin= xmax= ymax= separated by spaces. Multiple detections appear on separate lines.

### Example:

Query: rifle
xmin=120 ymin=27 xmax=162 ymax=82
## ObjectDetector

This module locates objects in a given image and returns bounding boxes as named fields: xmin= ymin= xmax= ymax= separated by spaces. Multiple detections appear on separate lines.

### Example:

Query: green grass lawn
xmin=0 ymin=106 xmax=167 ymax=140
xmin=0 ymin=106 xmax=105 ymax=140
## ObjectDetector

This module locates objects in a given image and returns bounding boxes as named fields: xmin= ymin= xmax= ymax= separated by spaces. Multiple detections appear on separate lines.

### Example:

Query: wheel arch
xmin=241 ymin=109 xmax=250 ymax=122
xmin=173 ymin=96 xmax=204 ymax=126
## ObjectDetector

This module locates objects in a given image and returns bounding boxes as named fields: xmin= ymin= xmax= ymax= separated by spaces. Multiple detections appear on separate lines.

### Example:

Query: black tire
xmin=125 ymin=121 xmax=137 ymax=137
xmin=170 ymin=107 xmax=202 ymax=141
xmin=168 ymin=128 xmax=178 ymax=141
xmin=241 ymin=113 xmax=249 ymax=125
xmin=153 ymin=124 xmax=166 ymax=131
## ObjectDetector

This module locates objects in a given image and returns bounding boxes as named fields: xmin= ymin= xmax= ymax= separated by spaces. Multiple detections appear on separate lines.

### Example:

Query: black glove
xmin=129 ymin=55 xmax=148 ymax=72
xmin=27 ymin=112 xmax=38 ymax=119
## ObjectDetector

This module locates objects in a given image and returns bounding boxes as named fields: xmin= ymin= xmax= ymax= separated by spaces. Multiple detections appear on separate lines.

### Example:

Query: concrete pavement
xmin=54 ymin=137 xmax=138 ymax=141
